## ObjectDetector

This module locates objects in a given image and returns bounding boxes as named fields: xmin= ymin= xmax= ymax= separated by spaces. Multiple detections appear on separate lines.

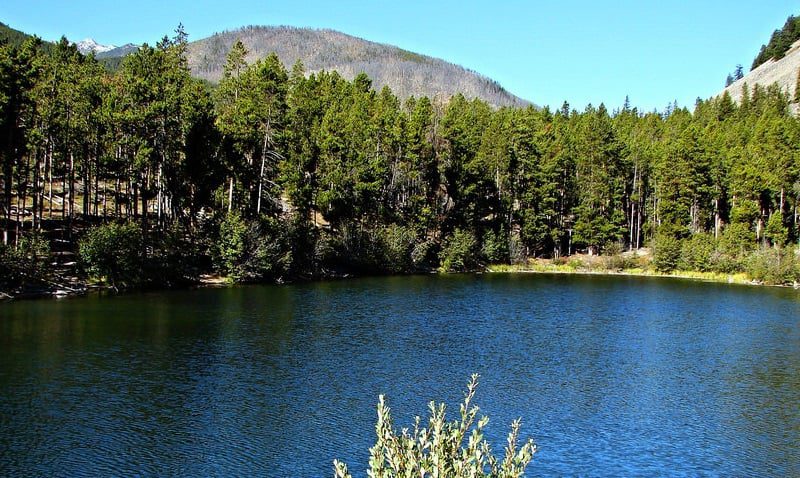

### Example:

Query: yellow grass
xmin=487 ymin=260 xmax=758 ymax=287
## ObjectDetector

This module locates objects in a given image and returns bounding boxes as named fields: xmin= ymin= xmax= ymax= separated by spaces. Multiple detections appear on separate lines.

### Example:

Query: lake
xmin=1 ymin=274 xmax=798 ymax=477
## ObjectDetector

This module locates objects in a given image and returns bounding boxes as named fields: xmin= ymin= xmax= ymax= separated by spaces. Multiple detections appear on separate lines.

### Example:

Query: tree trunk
xmin=228 ymin=177 xmax=234 ymax=213
xmin=157 ymin=163 xmax=163 ymax=228
xmin=68 ymin=150 xmax=75 ymax=236
xmin=32 ymin=147 xmax=41 ymax=231
xmin=47 ymin=146 xmax=53 ymax=221
xmin=257 ymin=142 xmax=267 ymax=215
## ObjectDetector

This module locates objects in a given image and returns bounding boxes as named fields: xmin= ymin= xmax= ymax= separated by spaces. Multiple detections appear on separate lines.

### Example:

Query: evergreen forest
xmin=2 ymin=27 xmax=800 ymax=293
xmin=752 ymin=14 xmax=800 ymax=70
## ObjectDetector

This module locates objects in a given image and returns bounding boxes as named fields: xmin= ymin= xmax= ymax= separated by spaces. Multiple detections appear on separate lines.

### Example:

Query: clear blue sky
xmin=4 ymin=1 xmax=798 ymax=111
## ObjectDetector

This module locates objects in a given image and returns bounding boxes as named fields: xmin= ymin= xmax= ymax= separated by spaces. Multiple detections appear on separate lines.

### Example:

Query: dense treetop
xmin=1 ymin=26 xmax=799 ymax=290
xmin=752 ymin=15 xmax=800 ymax=70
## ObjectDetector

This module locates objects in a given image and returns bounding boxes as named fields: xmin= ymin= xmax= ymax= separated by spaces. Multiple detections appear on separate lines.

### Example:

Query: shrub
xmin=331 ymin=223 xmax=381 ymax=272
xmin=0 ymin=244 xmax=14 ymax=288
xmin=508 ymin=232 xmax=526 ymax=265
xmin=603 ymin=253 xmax=637 ymax=271
xmin=603 ymin=241 xmax=623 ymax=256
xmin=325 ymin=223 xmax=420 ymax=274
xmin=481 ymin=229 xmax=509 ymax=264
xmin=439 ymin=229 xmax=480 ymax=272
xmin=215 ymin=211 xmax=248 ymax=275
xmin=567 ymin=257 xmax=585 ymax=269
xmin=679 ymin=233 xmax=715 ymax=272
xmin=0 ymin=234 xmax=51 ymax=289
xmin=315 ymin=230 xmax=339 ymax=271
xmin=215 ymin=212 xmax=291 ymax=283
xmin=717 ymin=222 xmax=755 ymax=258
xmin=709 ymin=223 xmax=757 ymax=274
xmin=411 ymin=239 xmax=438 ymax=271
xmin=333 ymin=375 xmax=537 ymax=478
xmin=709 ymin=250 xmax=744 ymax=274
xmin=285 ymin=215 xmax=319 ymax=277
xmin=147 ymin=224 xmax=203 ymax=286
xmin=652 ymin=234 xmax=682 ymax=272
xmin=79 ymin=222 xmax=145 ymax=288
xmin=378 ymin=224 xmax=417 ymax=274
xmin=745 ymin=247 xmax=800 ymax=284
xmin=552 ymin=256 xmax=568 ymax=266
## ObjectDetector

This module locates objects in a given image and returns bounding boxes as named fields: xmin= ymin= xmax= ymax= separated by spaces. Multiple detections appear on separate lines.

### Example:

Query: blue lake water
xmin=1 ymin=274 xmax=798 ymax=476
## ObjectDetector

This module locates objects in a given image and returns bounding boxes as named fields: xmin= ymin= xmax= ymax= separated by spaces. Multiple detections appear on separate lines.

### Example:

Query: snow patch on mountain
xmin=75 ymin=38 xmax=116 ymax=55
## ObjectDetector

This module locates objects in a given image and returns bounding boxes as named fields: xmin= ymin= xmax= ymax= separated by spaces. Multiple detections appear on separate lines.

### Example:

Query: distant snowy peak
xmin=75 ymin=38 xmax=116 ymax=55
xmin=96 ymin=43 xmax=139 ymax=59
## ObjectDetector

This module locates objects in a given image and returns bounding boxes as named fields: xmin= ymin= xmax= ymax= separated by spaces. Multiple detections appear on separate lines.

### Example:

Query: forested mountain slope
xmin=186 ymin=26 xmax=529 ymax=107
xmin=0 ymin=22 xmax=53 ymax=53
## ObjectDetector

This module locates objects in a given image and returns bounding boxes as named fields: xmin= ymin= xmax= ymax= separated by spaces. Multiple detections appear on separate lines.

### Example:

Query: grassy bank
xmin=486 ymin=255 xmax=794 ymax=288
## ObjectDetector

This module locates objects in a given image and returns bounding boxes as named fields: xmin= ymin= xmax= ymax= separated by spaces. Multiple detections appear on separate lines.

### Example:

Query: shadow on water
xmin=1 ymin=274 xmax=798 ymax=476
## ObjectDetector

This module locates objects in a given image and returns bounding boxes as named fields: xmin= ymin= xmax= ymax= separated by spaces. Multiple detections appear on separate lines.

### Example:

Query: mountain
xmin=3 ymin=21 xmax=528 ymax=106
xmin=75 ymin=38 xmax=116 ymax=55
xmin=0 ymin=21 xmax=31 ymax=47
xmin=0 ymin=21 xmax=56 ymax=53
xmin=720 ymin=38 xmax=800 ymax=105
xmin=96 ymin=43 xmax=139 ymax=59
xmin=185 ymin=26 xmax=529 ymax=107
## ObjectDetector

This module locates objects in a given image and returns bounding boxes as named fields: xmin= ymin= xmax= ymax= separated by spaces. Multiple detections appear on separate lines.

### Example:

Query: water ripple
xmin=0 ymin=274 xmax=798 ymax=477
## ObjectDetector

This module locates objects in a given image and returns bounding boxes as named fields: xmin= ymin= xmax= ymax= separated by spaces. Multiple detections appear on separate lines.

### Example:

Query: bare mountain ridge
xmin=187 ymin=25 xmax=530 ymax=107
xmin=721 ymin=39 xmax=800 ymax=107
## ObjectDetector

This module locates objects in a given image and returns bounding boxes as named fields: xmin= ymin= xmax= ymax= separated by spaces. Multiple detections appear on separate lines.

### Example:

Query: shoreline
xmin=485 ymin=263 xmax=800 ymax=289
xmin=3 ymin=263 xmax=799 ymax=303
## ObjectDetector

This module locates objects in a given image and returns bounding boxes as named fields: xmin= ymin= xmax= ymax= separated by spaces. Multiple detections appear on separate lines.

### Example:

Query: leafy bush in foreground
xmin=333 ymin=375 xmax=537 ymax=478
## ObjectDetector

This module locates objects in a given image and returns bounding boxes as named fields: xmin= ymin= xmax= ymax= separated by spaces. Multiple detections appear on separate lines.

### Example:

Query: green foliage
xmin=411 ymin=239 xmax=439 ymax=271
xmin=571 ymin=104 xmax=626 ymax=254
xmin=482 ymin=229 xmax=509 ymax=263
xmin=333 ymin=375 xmax=537 ymax=478
xmin=323 ymin=223 xmax=419 ymax=274
xmin=327 ymin=224 xmax=386 ymax=273
xmin=679 ymin=233 xmax=715 ymax=272
xmin=3 ymin=24 xmax=800 ymax=291
xmin=765 ymin=212 xmax=788 ymax=247
xmin=0 ymin=234 xmax=50 ymax=288
xmin=751 ymin=15 xmax=800 ymax=70
xmin=730 ymin=200 xmax=760 ymax=226
xmin=214 ymin=212 xmax=291 ymax=283
xmin=439 ymin=229 xmax=480 ymax=272
xmin=717 ymin=222 xmax=756 ymax=259
xmin=378 ymin=224 xmax=418 ymax=274
xmin=0 ymin=244 xmax=14 ymax=288
xmin=148 ymin=224 xmax=204 ymax=286
xmin=652 ymin=234 xmax=682 ymax=272
xmin=603 ymin=253 xmax=639 ymax=272
xmin=745 ymin=247 xmax=800 ymax=284
xmin=0 ymin=22 xmax=52 ymax=53
xmin=79 ymin=222 xmax=145 ymax=288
